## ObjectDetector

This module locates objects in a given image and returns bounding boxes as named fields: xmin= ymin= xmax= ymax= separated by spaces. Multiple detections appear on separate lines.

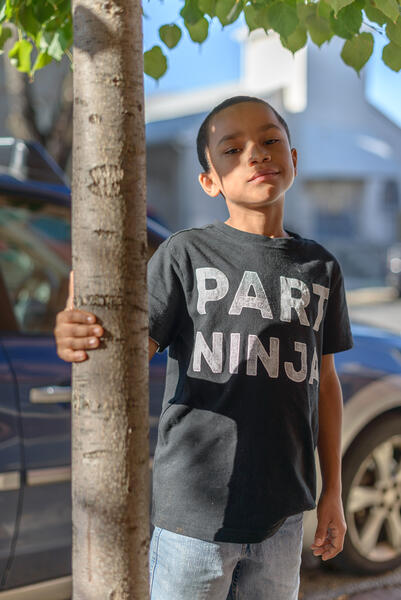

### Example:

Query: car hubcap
xmin=346 ymin=435 xmax=401 ymax=562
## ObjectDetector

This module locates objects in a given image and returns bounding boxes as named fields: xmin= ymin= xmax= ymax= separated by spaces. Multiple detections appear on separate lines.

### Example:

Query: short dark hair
xmin=196 ymin=96 xmax=291 ymax=173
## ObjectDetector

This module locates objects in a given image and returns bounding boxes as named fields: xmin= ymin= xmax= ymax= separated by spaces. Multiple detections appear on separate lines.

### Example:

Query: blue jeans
xmin=149 ymin=513 xmax=303 ymax=600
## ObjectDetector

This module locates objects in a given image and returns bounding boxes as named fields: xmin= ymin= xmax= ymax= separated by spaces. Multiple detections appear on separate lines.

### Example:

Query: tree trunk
xmin=71 ymin=1 xmax=149 ymax=599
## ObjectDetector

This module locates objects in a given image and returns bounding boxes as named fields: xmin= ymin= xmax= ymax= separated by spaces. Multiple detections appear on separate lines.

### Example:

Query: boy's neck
xmin=224 ymin=204 xmax=289 ymax=239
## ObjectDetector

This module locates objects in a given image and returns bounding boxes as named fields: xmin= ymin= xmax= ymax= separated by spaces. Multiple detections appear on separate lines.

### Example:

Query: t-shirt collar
xmin=214 ymin=221 xmax=301 ymax=247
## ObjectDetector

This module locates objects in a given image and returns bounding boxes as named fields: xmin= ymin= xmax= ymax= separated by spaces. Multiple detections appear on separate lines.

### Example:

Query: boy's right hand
xmin=54 ymin=272 xmax=103 ymax=363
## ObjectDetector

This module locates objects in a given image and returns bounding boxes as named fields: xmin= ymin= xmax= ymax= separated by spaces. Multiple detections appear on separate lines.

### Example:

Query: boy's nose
xmin=248 ymin=144 xmax=271 ymax=164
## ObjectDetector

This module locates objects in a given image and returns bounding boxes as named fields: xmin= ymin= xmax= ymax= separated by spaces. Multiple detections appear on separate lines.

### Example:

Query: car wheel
xmin=333 ymin=413 xmax=401 ymax=574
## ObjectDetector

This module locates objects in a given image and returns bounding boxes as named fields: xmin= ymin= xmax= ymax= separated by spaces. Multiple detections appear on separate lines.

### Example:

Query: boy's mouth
xmin=248 ymin=169 xmax=280 ymax=182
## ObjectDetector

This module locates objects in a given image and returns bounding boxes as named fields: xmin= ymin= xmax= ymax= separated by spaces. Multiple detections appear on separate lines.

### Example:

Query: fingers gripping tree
xmin=71 ymin=1 xmax=149 ymax=598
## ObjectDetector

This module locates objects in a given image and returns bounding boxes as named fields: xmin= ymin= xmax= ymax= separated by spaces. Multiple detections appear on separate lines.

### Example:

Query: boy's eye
xmin=223 ymin=139 xmax=280 ymax=154
xmin=224 ymin=148 xmax=240 ymax=154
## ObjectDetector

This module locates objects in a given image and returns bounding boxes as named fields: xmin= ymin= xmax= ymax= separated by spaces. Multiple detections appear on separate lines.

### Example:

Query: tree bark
xmin=71 ymin=1 xmax=149 ymax=599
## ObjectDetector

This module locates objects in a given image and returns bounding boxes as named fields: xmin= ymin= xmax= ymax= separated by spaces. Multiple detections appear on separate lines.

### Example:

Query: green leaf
xmin=32 ymin=1 xmax=54 ymax=23
xmin=330 ymin=2 xmax=363 ymax=39
xmin=60 ymin=19 xmax=73 ymax=46
xmin=180 ymin=0 xmax=203 ymax=25
xmin=317 ymin=0 xmax=333 ymax=19
xmin=267 ymin=1 xmax=299 ymax=39
xmin=306 ymin=14 xmax=333 ymax=46
xmin=47 ymin=33 xmax=64 ymax=60
xmin=0 ymin=24 xmax=12 ymax=52
xmin=298 ymin=0 xmax=334 ymax=45
xmin=297 ymin=2 xmax=317 ymax=22
xmin=280 ymin=24 xmax=307 ymax=53
xmin=244 ymin=4 xmax=259 ymax=31
xmin=386 ymin=18 xmax=401 ymax=46
xmin=31 ymin=50 xmax=52 ymax=73
xmin=341 ymin=31 xmax=374 ymax=73
xmin=18 ymin=4 xmax=41 ymax=39
xmin=326 ymin=0 xmax=354 ymax=15
xmin=47 ymin=28 xmax=70 ymax=61
xmin=0 ymin=1 xmax=7 ymax=22
xmin=38 ymin=30 xmax=53 ymax=52
xmin=382 ymin=40 xmax=401 ymax=70
xmin=8 ymin=39 xmax=32 ymax=73
xmin=185 ymin=16 xmax=209 ymax=43
xmin=377 ymin=0 xmax=400 ymax=23
xmin=216 ymin=0 xmax=243 ymax=27
xmin=54 ymin=0 xmax=71 ymax=19
xmin=364 ymin=2 xmax=389 ymax=25
xmin=144 ymin=45 xmax=167 ymax=80
xmin=159 ymin=24 xmax=182 ymax=49
xmin=198 ymin=0 xmax=217 ymax=17
xmin=244 ymin=3 xmax=270 ymax=31
xmin=0 ymin=0 xmax=12 ymax=22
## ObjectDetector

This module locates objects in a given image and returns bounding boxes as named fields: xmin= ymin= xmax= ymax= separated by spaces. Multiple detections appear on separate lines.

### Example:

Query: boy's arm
xmin=54 ymin=271 xmax=159 ymax=362
xmin=310 ymin=353 xmax=347 ymax=561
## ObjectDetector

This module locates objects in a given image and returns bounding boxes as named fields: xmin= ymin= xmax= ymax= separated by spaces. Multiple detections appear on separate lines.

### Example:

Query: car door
xmin=0 ymin=273 xmax=22 ymax=588
xmin=0 ymin=191 xmax=72 ymax=588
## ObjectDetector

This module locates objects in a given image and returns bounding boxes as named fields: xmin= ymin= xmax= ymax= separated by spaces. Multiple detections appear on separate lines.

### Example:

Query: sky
xmin=142 ymin=0 xmax=401 ymax=129
xmin=365 ymin=33 xmax=401 ymax=129
xmin=142 ymin=0 xmax=242 ymax=94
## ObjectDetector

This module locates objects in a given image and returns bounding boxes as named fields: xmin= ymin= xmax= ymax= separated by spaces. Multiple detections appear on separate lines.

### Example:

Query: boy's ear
xmin=291 ymin=148 xmax=298 ymax=176
xmin=198 ymin=172 xmax=221 ymax=198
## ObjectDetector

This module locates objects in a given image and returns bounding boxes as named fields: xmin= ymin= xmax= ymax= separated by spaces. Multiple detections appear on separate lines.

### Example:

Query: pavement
xmin=348 ymin=587 xmax=401 ymax=599
xmin=345 ymin=285 xmax=399 ymax=307
xmin=347 ymin=286 xmax=401 ymax=336
xmin=299 ymin=563 xmax=401 ymax=599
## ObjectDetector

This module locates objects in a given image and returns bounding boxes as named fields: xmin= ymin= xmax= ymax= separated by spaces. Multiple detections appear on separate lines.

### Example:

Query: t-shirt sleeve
xmin=322 ymin=260 xmax=353 ymax=355
xmin=148 ymin=238 xmax=186 ymax=353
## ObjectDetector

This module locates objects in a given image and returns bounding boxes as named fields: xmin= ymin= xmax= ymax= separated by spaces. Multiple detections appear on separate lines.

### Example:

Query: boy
xmin=55 ymin=96 xmax=353 ymax=599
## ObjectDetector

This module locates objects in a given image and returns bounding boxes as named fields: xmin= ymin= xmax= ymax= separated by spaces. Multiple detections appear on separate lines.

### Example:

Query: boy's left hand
xmin=310 ymin=490 xmax=347 ymax=561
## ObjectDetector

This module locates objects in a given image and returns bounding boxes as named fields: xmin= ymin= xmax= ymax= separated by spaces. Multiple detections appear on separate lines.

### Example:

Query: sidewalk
xmin=344 ymin=586 xmax=401 ymax=599
xmin=301 ymin=583 xmax=401 ymax=600
xmin=299 ymin=563 xmax=401 ymax=599
xmin=345 ymin=285 xmax=398 ymax=307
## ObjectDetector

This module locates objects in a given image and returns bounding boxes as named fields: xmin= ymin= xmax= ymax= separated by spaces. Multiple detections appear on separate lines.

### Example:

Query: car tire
xmin=331 ymin=413 xmax=401 ymax=574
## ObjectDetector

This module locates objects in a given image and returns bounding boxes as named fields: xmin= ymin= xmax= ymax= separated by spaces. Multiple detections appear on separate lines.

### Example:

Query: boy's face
xmin=199 ymin=102 xmax=297 ymax=211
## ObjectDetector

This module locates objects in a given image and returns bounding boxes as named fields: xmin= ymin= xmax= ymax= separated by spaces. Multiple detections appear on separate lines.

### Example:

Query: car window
xmin=0 ymin=194 xmax=71 ymax=333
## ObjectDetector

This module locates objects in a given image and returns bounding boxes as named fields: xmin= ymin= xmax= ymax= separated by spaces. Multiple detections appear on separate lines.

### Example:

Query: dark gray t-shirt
xmin=148 ymin=222 xmax=353 ymax=543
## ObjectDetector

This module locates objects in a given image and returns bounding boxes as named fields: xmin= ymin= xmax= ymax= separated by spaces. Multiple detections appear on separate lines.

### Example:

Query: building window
xmin=304 ymin=179 xmax=364 ymax=238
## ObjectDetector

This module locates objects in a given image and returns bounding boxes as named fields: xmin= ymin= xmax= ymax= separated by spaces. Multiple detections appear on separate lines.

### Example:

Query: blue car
xmin=0 ymin=139 xmax=401 ymax=598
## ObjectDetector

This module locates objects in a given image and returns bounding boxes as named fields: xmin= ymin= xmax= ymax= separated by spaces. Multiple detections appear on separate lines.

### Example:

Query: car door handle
xmin=29 ymin=386 xmax=71 ymax=404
